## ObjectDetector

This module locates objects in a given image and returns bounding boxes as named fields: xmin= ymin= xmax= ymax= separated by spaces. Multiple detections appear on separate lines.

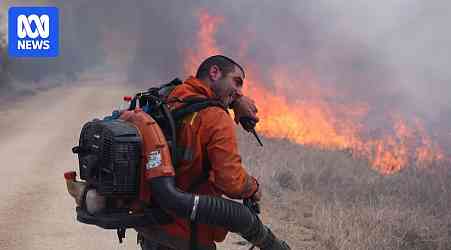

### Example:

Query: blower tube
xmin=150 ymin=176 xmax=291 ymax=250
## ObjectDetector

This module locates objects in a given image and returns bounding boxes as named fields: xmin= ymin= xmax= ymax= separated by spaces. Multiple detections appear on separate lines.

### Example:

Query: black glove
xmin=239 ymin=116 xmax=258 ymax=132
xmin=244 ymin=198 xmax=261 ymax=214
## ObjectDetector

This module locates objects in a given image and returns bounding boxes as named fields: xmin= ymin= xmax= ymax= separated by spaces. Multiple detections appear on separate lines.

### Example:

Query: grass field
xmin=238 ymin=132 xmax=451 ymax=250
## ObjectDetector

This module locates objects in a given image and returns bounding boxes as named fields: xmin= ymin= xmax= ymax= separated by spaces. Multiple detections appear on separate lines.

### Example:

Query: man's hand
xmin=252 ymin=187 xmax=262 ymax=202
xmin=250 ymin=176 xmax=262 ymax=202
xmin=244 ymin=178 xmax=261 ymax=214
xmin=231 ymin=96 xmax=259 ymax=131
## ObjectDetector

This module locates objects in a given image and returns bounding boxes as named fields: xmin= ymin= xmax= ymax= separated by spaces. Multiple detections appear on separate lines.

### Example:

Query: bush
xmin=0 ymin=29 xmax=10 ymax=90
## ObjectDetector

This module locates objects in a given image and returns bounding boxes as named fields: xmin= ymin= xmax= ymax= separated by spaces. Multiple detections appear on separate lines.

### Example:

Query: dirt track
xmin=0 ymin=78 xmax=143 ymax=250
xmin=0 ymin=78 xmax=292 ymax=250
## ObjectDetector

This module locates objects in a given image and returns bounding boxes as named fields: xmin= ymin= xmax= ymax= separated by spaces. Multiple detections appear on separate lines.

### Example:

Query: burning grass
xmin=238 ymin=132 xmax=451 ymax=250
xmin=184 ymin=8 xmax=449 ymax=175
xmin=194 ymin=4 xmax=451 ymax=243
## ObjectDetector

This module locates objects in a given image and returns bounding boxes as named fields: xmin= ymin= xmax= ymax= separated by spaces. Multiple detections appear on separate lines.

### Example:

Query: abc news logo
xmin=8 ymin=7 xmax=59 ymax=57
xmin=17 ymin=14 xmax=50 ymax=49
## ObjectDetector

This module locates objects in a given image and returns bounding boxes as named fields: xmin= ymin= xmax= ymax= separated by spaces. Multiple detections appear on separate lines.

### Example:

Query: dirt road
xmin=0 ymin=78 xmax=143 ymax=250
xmin=0 ymin=78 xmax=272 ymax=250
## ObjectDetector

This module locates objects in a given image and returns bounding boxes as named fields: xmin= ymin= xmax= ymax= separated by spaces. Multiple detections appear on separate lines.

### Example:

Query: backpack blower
xmin=64 ymin=79 xmax=291 ymax=250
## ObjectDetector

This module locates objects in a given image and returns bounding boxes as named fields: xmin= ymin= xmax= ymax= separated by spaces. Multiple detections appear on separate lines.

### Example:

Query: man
xmin=137 ymin=55 xmax=262 ymax=250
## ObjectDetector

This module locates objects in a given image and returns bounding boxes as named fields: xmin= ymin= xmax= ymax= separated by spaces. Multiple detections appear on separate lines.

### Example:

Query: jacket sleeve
xmin=200 ymin=107 xmax=258 ymax=199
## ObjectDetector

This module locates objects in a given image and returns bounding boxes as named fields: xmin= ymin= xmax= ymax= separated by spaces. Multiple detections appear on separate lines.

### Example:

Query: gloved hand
xmin=231 ymin=96 xmax=259 ymax=132
xmin=244 ymin=177 xmax=262 ymax=214
xmin=251 ymin=179 xmax=262 ymax=202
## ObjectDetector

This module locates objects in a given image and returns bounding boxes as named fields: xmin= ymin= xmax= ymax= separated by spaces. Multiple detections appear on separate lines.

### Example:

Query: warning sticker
xmin=146 ymin=150 xmax=162 ymax=170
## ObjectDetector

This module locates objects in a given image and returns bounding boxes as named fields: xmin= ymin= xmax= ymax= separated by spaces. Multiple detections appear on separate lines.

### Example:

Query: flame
xmin=414 ymin=119 xmax=445 ymax=164
xmin=247 ymin=69 xmax=366 ymax=148
xmin=184 ymin=10 xmax=448 ymax=174
xmin=184 ymin=9 xmax=223 ymax=76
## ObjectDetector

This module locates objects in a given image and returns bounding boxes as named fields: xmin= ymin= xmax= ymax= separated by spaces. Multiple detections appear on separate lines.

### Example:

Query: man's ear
xmin=208 ymin=65 xmax=222 ymax=81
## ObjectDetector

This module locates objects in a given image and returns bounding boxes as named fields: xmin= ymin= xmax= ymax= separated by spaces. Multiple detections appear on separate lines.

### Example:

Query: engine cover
xmin=77 ymin=118 xmax=141 ymax=196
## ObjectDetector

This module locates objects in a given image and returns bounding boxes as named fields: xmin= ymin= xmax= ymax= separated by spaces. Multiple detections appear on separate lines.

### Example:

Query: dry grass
xmin=237 ymin=132 xmax=451 ymax=250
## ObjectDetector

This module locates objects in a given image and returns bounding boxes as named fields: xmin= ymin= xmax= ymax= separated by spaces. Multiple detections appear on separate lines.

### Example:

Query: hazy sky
xmin=1 ymin=1 xmax=450 ymax=124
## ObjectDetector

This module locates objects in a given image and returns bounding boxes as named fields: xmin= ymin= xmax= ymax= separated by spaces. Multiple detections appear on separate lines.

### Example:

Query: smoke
xmin=318 ymin=1 xmax=451 ymax=119
xmin=1 ymin=1 xmax=449 ymax=142
xmin=0 ymin=0 xmax=107 ymax=94
xmin=122 ymin=0 xmax=451 ymax=123
xmin=312 ymin=0 xmax=451 ymax=150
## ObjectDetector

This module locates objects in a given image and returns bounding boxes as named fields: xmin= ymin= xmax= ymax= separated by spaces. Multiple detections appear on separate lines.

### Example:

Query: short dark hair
xmin=195 ymin=55 xmax=245 ymax=79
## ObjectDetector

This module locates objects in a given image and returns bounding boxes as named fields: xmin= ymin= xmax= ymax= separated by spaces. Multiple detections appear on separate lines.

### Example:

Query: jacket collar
xmin=182 ymin=76 xmax=216 ymax=99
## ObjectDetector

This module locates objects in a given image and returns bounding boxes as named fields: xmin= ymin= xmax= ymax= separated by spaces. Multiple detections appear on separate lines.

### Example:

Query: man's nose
xmin=236 ymin=88 xmax=243 ymax=97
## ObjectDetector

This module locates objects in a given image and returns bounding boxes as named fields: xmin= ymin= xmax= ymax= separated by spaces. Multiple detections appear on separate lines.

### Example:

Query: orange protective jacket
xmin=156 ymin=76 xmax=259 ymax=246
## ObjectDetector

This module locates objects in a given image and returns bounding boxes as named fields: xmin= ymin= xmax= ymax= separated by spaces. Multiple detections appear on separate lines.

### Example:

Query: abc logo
xmin=17 ymin=14 xmax=50 ymax=39
xmin=17 ymin=14 xmax=51 ymax=49
xmin=8 ymin=7 xmax=59 ymax=57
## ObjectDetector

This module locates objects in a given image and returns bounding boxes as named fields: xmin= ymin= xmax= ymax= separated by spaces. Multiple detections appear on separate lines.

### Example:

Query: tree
xmin=0 ymin=24 xmax=11 ymax=90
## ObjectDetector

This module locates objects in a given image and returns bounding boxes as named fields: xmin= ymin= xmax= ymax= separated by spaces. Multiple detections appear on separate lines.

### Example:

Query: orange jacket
xmin=157 ymin=76 xmax=259 ymax=246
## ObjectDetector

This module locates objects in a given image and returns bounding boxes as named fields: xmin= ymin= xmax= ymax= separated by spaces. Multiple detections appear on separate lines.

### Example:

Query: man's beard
xmin=213 ymin=78 xmax=235 ymax=108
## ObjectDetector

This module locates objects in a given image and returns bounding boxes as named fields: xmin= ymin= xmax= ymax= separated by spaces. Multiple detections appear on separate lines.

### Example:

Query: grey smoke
xmin=1 ymin=0 xmax=450 ymax=149
xmin=320 ymin=1 xmax=451 ymax=119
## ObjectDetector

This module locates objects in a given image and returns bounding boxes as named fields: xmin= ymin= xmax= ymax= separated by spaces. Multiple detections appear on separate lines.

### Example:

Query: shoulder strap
xmin=171 ymin=98 xmax=224 ymax=121
xmin=169 ymin=98 xmax=223 ymax=170
xmin=171 ymin=98 xmax=225 ymax=193
xmin=187 ymin=151 xmax=211 ymax=193
xmin=169 ymin=98 xmax=224 ymax=193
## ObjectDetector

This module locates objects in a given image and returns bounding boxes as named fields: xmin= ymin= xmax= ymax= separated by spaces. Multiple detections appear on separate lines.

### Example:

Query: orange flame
xmin=184 ymin=10 xmax=448 ymax=174
xmin=184 ymin=9 xmax=223 ymax=76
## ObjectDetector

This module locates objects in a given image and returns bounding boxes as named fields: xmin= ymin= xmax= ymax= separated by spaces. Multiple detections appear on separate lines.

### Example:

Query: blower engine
xmin=66 ymin=116 xmax=173 ymax=230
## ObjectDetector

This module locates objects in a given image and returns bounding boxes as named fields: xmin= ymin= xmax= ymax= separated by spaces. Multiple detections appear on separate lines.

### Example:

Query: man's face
xmin=209 ymin=65 xmax=244 ymax=107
